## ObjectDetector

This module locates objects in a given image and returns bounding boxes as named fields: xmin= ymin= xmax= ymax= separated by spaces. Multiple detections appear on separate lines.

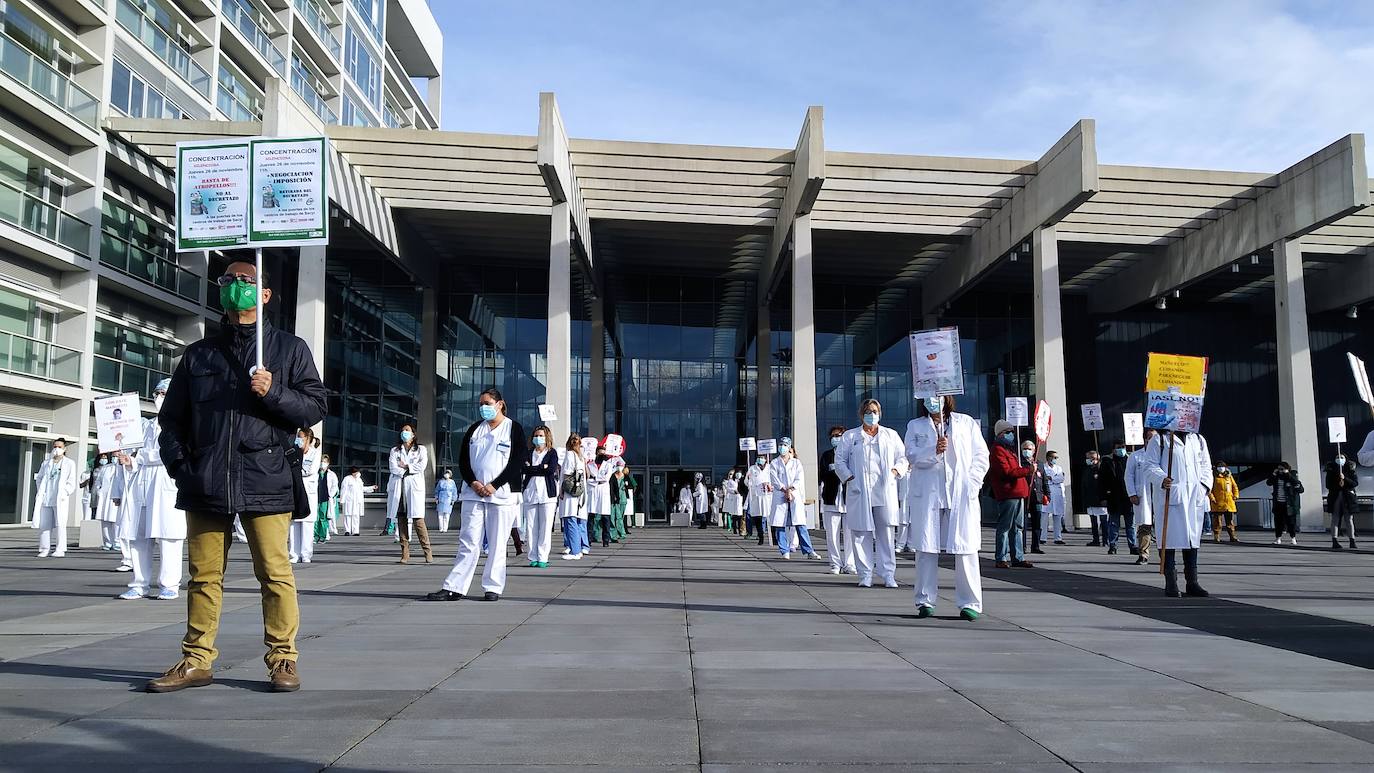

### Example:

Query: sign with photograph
xmin=1123 ymin=413 xmax=1145 ymax=446
xmin=94 ymin=393 xmax=143 ymax=453
xmin=1080 ymin=403 xmax=1104 ymax=432
xmin=1144 ymin=390 xmax=1203 ymax=433
xmin=248 ymin=136 xmax=328 ymax=246
xmin=910 ymin=327 xmax=964 ymax=397
xmin=175 ymin=139 xmax=250 ymax=251
xmin=1005 ymin=397 xmax=1029 ymax=427
xmin=1034 ymin=400 xmax=1053 ymax=443
xmin=1328 ymin=416 xmax=1348 ymax=444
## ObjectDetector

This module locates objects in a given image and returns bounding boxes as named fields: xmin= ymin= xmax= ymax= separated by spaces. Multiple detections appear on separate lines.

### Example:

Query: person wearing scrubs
xmin=835 ymin=399 xmax=909 ymax=588
xmin=32 ymin=438 xmax=77 ymax=558
xmin=559 ymin=433 xmax=589 ymax=560
xmin=435 ymin=470 xmax=458 ymax=533
xmin=522 ymin=425 xmax=560 ymax=568
xmin=906 ymin=395 xmax=990 ymax=620
xmin=288 ymin=429 xmax=320 ymax=564
xmin=92 ymin=453 xmax=122 ymax=552
xmin=820 ymin=426 xmax=855 ymax=575
xmin=745 ymin=457 xmax=770 ymax=544
xmin=118 ymin=380 xmax=186 ymax=599
xmin=768 ymin=439 xmax=816 ymax=559
xmin=389 ymin=423 xmax=432 ymax=564
xmin=426 ymin=389 xmax=526 ymax=602
xmin=314 ymin=454 xmax=339 ymax=544
xmin=692 ymin=473 xmax=709 ymax=529
xmin=588 ymin=444 xmax=621 ymax=547
xmin=339 ymin=467 xmax=375 ymax=536
xmin=721 ymin=470 xmax=743 ymax=532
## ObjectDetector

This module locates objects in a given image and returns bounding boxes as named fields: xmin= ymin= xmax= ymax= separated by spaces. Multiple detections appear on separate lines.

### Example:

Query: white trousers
xmin=437 ymin=507 xmax=453 ymax=532
xmin=35 ymin=507 xmax=66 ymax=555
xmin=896 ymin=523 xmax=913 ymax=550
xmin=524 ymin=501 xmax=556 ymax=563
xmin=128 ymin=537 xmax=183 ymax=594
xmin=341 ymin=511 xmax=361 ymax=535
xmin=914 ymin=551 xmax=983 ymax=613
xmin=1048 ymin=514 xmax=1065 ymax=541
xmin=850 ymin=506 xmax=896 ymax=583
xmin=100 ymin=521 xmax=118 ymax=547
xmin=289 ymin=520 xmax=315 ymax=562
xmin=442 ymin=501 xmax=518 ymax=596
xmin=823 ymin=511 xmax=855 ymax=572
xmin=118 ymin=537 xmax=132 ymax=567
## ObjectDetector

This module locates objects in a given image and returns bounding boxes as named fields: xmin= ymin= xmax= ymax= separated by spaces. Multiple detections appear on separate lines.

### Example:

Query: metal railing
xmin=222 ymin=0 xmax=285 ymax=74
xmin=294 ymin=0 xmax=341 ymax=60
xmin=114 ymin=0 xmax=212 ymax=97
xmin=92 ymin=355 xmax=170 ymax=399
xmin=0 ymin=29 xmax=99 ymax=127
xmin=100 ymin=231 xmax=200 ymax=301
xmin=0 ymin=330 xmax=81 ymax=385
xmin=0 ymin=178 xmax=91 ymax=254
xmin=350 ymin=0 xmax=383 ymax=41
xmin=216 ymin=67 xmax=263 ymax=121
xmin=290 ymin=61 xmax=337 ymax=124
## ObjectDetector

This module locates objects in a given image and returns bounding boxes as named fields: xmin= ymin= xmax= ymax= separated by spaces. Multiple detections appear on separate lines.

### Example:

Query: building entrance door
xmin=0 ymin=436 xmax=23 ymax=525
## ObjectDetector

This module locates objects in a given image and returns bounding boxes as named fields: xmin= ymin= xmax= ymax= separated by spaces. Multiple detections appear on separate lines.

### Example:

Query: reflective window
xmin=343 ymin=22 xmax=379 ymax=107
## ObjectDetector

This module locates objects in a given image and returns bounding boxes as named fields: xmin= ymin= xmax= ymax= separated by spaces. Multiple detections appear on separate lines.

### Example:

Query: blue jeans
xmin=561 ymin=517 xmax=587 ymax=556
xmin=791 ymin=524 xmax=815 ymax=556
xmin=1106 ymin=511 xmax=1137 ymax=548
xmin=995 ymin=499 xmax=1025 ymax=563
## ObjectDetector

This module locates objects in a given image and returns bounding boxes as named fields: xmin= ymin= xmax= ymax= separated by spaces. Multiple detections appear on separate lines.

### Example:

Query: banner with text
xmin=249 ymin=137 xmax=329 ymax=246
xmin=910 ymin=327 xmax=964 ymax=397
xmin=94 ymin=393 xmax=144 ymax=453
xmin=176 ymin=140 xmax=250 ymax=251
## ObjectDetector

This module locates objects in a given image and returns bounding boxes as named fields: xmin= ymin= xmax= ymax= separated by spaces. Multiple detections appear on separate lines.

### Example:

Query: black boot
xmin=1183 ymin=548 xmax=1208 ymax=597
xmin=1333 ymin=537 xmax=1343 ymax=551
xmin=1163 ymin=550 xmax=1180 ymax=597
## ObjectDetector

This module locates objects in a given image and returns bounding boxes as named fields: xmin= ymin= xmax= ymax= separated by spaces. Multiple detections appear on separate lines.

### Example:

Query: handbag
xmin=286 ymin=446 xmax=310 ymax=522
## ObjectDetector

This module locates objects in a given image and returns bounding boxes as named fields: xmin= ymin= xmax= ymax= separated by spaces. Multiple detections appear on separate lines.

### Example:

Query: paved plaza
xmin=2 ymin=526 xmax=1374 ymax=771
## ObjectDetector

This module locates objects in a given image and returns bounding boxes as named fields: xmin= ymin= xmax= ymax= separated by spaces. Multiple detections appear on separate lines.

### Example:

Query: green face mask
xmin=219 ymin=280 xmax=257 ymax=312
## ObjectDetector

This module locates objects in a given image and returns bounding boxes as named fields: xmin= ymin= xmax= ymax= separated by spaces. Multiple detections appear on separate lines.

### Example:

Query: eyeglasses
xmin=215 ymin=273 xmax=258 ymax=287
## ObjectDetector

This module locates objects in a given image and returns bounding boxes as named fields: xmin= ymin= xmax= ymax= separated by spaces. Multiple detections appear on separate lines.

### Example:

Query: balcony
xmin=216 ymin=63 xmax=263 ymax=121
xmin=294 ymin=0 xmax=341 ymax=61
xmin=0 ymin=178 xmax=91 ymax=255
xmin=100 ymin=231 xmax=201 ymax=301
xmin=114 ymin=0 xmax=212 ymax=98
xmin=221 ymin=0 xmax=285 ymax=74
xmin=0 ymin=331 xmax=81 ymax=385
xmin=92 ymin=355 xmax=170 ymax=399
xmin=290 ymin=61 xmax=337 ymax=124
xmin=0 ymin=29 xmax=98 ymax=129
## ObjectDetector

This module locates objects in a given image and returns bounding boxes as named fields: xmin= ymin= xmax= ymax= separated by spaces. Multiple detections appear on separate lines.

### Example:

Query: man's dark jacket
xmin=1100 ymin=454 xmax=1133 ymax=513
xmin=159 ymin=321 xmax=327 ymax=516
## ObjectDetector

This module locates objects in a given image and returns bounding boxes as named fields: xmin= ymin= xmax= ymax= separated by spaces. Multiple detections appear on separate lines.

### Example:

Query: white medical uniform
xmin=339 ymin=473 xmax=375 ymax=535
xmin=442 ymin=418 xmax=522 ymax=596
xmin=1044 ymin=462 xmax=1068 ymax=540
xmin=820 ymin=452 xmax=854 ymax=573
xmin=722 ymin=477 xmax=743 ymax=518
xmin=745 ymin=465 xmax=770 ymax=520
xmin=289 ymin=443 xmax=321 ymax=563
xmin=905 ymin=413 xmax=990 ymax=613
xmin=835 ymin=425 xmax=909 ymax=585
xmin=31 ymin=451 xmax=77 ymax=556
xmin=92 ymin=461 xmax=122 ymax=548
xmin=1142 ymin=432 xmax=1213 ymax=550
xmin=387 ymin=443 xmax=428 ymax=543
xmin=1125 ymin=446 xmax=1154 ymax=528
xmin=121 ymin=417 xmax=186 ymax=595
xmin=523 ymin=448 xmax=559 ymax=564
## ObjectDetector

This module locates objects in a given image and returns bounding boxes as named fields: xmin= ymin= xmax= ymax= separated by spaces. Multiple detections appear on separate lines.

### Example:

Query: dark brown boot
xmin=414 ymin=518 xmax=433 ymax=563
xmin=146 ymin=660 xmax=213 ymax=693
xmin=269 ymin=659 xmax=300 ymax=692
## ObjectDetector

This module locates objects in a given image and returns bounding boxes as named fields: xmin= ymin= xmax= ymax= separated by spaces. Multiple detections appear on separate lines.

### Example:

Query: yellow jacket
xmin=1209 ymin=472 xmax=1240 ymax=512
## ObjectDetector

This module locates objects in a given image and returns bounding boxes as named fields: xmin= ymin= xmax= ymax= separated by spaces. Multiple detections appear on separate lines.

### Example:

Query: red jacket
xmin=988 ymin=443 xmax=1034 ymax=501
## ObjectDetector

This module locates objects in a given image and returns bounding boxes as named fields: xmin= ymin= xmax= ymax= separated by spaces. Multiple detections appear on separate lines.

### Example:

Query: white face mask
xmin=1335 ymin=457 xmax=1346 ymax=466
xmin=154 ymin=394 xmax=165 ymax=411
xmin=52 ymin=447 xmax=65 ymax=457
xmin=321 ymin=462 xmax=329 ymax=471
xmin=443 ymin=473 xmax=452 ymax=479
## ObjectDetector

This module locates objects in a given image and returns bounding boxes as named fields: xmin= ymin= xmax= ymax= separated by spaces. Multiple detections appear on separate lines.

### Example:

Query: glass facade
xmin=91 ymin=319 xmax=175 ymax=399
xmin=110 ymin=59 xmax=187 ymax=120
xmin=343 ymin=22 xmax=380 ymax=108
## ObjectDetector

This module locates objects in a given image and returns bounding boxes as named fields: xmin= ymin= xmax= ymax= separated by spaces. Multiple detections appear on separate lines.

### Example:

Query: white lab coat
xmin=722 ymin=478 xmax=743 ymax=515
xmin=1045 ymin=463 xmax=1067 ymax=516
xmin=834 ymin=426 xmax=909 ymax=533
xmin=1359 ymin=429 xmax=1374 ymax=468
xmin=319 ymin=468 xmax=339 ymax=509
xmin=1142 ymin=432 xmax=1213 ymax=549
xmin=340 ymin=474 xmax=373 ymax=516
xmin=557 ymin=451 xmax=587 ymax=520
xmin=31 ymin=454 xmax=78 ymax=529
xmin=94 ymin=463 xmax=124 ymax=523
xmin=767 ymin=456 xmax=806 ymax=527
xmin=745 ymin=466 xmax=770 ymax=516
xmin=121 ymin=418 xmax=185 ymax=541
xmin=388 ymin=443 xmax=429 ymax=519
xmin=295 ymin=444 xmax=321 ymax=523
xmin=675 ymin=484 xmax=692 ymax=513
xmin=1125 ymin=447 xmax=1154 ymax=526
xmin=692 ymin=481 xmax=708 ymax=515
xmin=903 ymin=413 xmax=989 ymax=555
xmin=586 ymin=458 xmax=620 ymax=515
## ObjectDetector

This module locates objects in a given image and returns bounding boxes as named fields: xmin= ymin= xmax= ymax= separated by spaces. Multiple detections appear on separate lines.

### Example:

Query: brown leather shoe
xmin=269 ymin=659 xmax=300 ymax=692
xmin=1012 ymin=560 xmax=1035 ymax=568
xmin=146 ymin=660 xmax=213 ymax=693
xmin=994 ymin=561 xmax=1010 ymax=569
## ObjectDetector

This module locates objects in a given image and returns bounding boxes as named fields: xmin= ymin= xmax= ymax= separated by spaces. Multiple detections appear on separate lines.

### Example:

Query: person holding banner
xmin=91 ymin=454 xmax=121 ymax=551
xmin=768 ymin=438 xmax=815 ymax=559
xmin=835 ymin=400 xmax=909 ymax=587
xmin=820 ymin=427 xmax=855 ymax=575
xmin=120 ymin=381 xmax=187 ymax=599
xmin=31 ymin=438 xmax=77 ymax=558
xmin=1022 ymin=440 xmax=1049 ymax=555
xmin=988 ymin=420 xmax=1035 ymax=569
xmin=746 ymin=457 xmax=770 ymax=545
xmin=1144 ymin=430 xmax=1212 ymax=598
xmin=1126 ymin=428 xmax=1158 ymax=564
xmin=906 ymin=395 xmax=990 ymax=620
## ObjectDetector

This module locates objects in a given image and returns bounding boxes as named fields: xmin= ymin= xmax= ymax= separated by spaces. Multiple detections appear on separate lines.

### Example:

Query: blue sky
xmin=432 ymin=1 xmax=1373 ymax=171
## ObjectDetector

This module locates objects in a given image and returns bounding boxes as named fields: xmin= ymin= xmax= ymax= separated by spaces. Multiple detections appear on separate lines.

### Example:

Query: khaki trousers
xmin=399 ymin=516 xmax=432 ymax=562
xmin=182 ymin=512 xmax=298 ymax=670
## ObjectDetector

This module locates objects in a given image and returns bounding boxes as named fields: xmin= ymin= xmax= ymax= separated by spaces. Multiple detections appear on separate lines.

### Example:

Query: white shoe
xmin=116 ymin=588 xmax=144 ymax=600
xmin=289 ymin=557 xmax=300 ymax=564
xmin=301 ymin=558 xmax=311 ymax=564
xmin=781 ymin=552 xmax=790 ymax=560
xmin=829 ymin=567 xmax=841 ymax=575
xmin=1273 ymin=538 xmax=1283 ymax=544
xmin=858 ymin=578 xmax=872 ymax=588
xmin=884 ymin=577 xmax=900 ymax=589
xmin=808 ymin=552 xmax=822 ymax=560
xmin=561 ymin=553 xmax=579 ymax=560
xmin=562 ymin=548 xmax=571 ymax=555
xmin=582 ymin=548 xmax=591 ymax=555
xmin=36 ymin=551 xmax=49 ymax=558
xmin=116 ymin=564 xmax=132 ymax=572
xmin=1290 ymin=536 xmax=1298 ymax=545
xmin=52 ymin=552 xmax=64 ymax=558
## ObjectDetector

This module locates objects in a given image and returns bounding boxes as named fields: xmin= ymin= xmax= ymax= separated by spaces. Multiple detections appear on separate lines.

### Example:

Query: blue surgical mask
xmin=1334 ymin=457 xmax=1345 ymax=467
xmin=923 ymin=397 xmax=942 ymax=415
xmin=830 ymin=436 xmax=841 ymax=448
xmin=863 ymin=412 xmax=879 ymax=426
xmin=756 ymin=458 xmax=766 ymax=467
xmin=400 ymin=430 xmax=414 ymax=443
xmin=98 ymin=458 xmax=108 ymax=466
xmin=1021 ymin=448 xmax=1033 ymax=459
xmin=1000 ymin=431 xmax=1015 ymax=445
xmin=479 ymin=404 xmax=498 ymax=421
xmin=779 ymin=445 xmax=791 ymax=456
xmin=294 ymin=437 xmax=304 ymax=448
xmin=533 ymin=435 xmax=546 ymax=448
xmin=1114 ymin=448 xmax=1126 ymax=458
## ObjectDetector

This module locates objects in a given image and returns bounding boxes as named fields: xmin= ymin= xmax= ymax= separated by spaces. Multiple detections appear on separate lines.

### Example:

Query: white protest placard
xmin=1034 ymin=400 xmax=1053 ymax=443
xmin=1123 ymin=413 xmax=1144 ymax=446
xmin=1329 ymin=417 xmax=1348 ymax=444
xmin=1005 ymin=397 xmax=1029 ymax=427
xmin=738 ymin=437 xmax=756 ymax=452
xmin=249 ymin=136 xmax=328 ymax=247
xmin=176 ymin=139 xmax=250 ymax=251
xmin=579 ymin=436 xmax=599 ymax=462
xmin=602 ymin=434 xmax=626 ymax=458
xmin=1144 ymin=390 xmax=1203 ymax=433
xmin=757 ymin=438 xmax=778 ymax=455
xmin=1350 ymin=352 xmax=1373 ymax=407
xmin=94 ymin=393 xmax=143 ymax=453
xmin=910 ymin=327 xmax=964 ymax=397
xmin=537 ymin=404 xmax=557 ymax=422
xmin=1080 ymin=403 xmax=1104 ymax=432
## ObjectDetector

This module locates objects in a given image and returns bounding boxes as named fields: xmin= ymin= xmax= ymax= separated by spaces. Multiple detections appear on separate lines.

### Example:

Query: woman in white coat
xmin=91 ymin=454 xmax=122 ymax=551
xmin=289 ymin=429 xmax=321 ymax=564
xmin=389 ymin=422 xmax=432 ymax=563
xmin=768 ymin=439 xmax=817 ymax=559
xmin=691 ymin=473 xmax=709 ymax=529
xmin=905 ymin=395 xmax=990 ymax=620
xmin=1125 ymin=429 xmax=1157 ymax=564
xmin=721 ymin=470 xmax=743 ymax=532
xmin=1044 ymin=452 xmax=1068 ymax=544
xmin=1143 ymin=429 xmax=1212 ymax=598
xmin=745 ymin=457 xmax=770 ymax=544
xmin=339 ymin=467 xmax=375 ymax=536
xmin=118 ymin=381 xmax=186 ymax=600
xmin=32 ymin=438 xmax=78 ymax=558
xmin=521 ymin=425 xmax=560 ymax=568
xmin=835 ymin=399 xmax=909 ymax=587
xmin=426 ymin=388 xmax=526 ymax=602
xmin=587 ymin=445 xmax=621 ymax=547
xmin=558 ymin=433 xmax=589 ymax=559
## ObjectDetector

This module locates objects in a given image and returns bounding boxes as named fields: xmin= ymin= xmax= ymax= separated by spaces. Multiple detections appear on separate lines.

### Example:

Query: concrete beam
xmin=1090 ymin=134 xmax=1369 ymax=313
xmin=537 ymin=92 xmax=597 ymax=283
xmin=922 ymin=119 xmax=1097 ymax=313
xmin=764 ymin=106 xmax=824 ymax=301
xmin=1306 ymin=246 xmax=1374 ymax=313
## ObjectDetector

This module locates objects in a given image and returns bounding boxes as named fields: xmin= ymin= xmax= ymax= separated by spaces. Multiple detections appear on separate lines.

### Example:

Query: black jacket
xmin=1026 ymin=462 xmax=1051 ymax=514
xmin=458 ymin=419 xmax=526 ymax=496
xmin=1100 ymin=454 xmax=1132 ymax=513
xmin=1324 ymin=461 xmax=1359 ymax=511
xmin=1266 ymin=468 xmax=1305 ymax=511
xmin=160 ymin=321 xmax=327 ymax=517
xmin=819 ymin=448 xmax=844 ymax=506
xmin=1080 ymin=462 xmax=1106 ymax=508
xmin=521 ymin=448 xmax=561 ymax=497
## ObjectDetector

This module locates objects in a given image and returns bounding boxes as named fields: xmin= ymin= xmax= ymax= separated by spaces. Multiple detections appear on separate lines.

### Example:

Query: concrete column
xmin=294 ymin=246 xmax=328 ymax=447
xmin=427 ymin=76 xmax=443 ymax=125
xmin=1032 ymin=225 xmax=1073 ymax=515
xmin=791 ymin=216 xmax=819 ymax=510
xmin=1273 ymin=238 xmax=1322 ymax=529
xmin=419 ymin=287 xmax=438 ymax=489
xmin=589 ymin=289 xmax=605 ymax=438
xmin=756 ymin=287 xmax=773 ymax=442
xmin=546 ymin=202 xmax=573 ymax=440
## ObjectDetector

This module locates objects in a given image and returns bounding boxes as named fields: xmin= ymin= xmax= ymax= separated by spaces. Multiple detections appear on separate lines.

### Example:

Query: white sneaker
xmin=582 ymin=548 xmax=591 ymax=555
xmin=807 ymin=552 xmax=822 ymax=560
xmin=36 ymin=551 xmax=49 ymax=558
xmin=289 ymin=557 xmax=300 ymax=564
xmin=562 ymin=548 xmax=571 ymax=555
xmin=116 ymin=563 xmax=132 ymax=572
xmin=858 ymin=578 xmax=872 ymax=588
xmin=301 ymin=558 xmax=311 ymax=564
xmin=1290 ymin=536 xmax=1298 ymax=545
xmin=52 ymin=552 xmax=65 ymax=558
xmin=884 ymin=577 xmax=900 ymax=589
xmin=780 ymin=552 xmax=790 ymax=560
xmin=828 ymin=567 xmax=841 ymax=575
xmin=562 ymin=553 xmax=582 ymax=561
xmin=116 ymin=588 xmax=143 ymax=600
xmin=1273 ymin=538 xmax=1283 ymax=544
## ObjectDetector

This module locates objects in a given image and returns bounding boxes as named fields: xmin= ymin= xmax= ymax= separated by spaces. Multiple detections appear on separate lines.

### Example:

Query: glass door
xmin=0 ymin=436 xmax=22 ymax=524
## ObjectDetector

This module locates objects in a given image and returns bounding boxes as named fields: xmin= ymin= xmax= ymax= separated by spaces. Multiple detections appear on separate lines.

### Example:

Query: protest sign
xmin=1145 ymin=352 xmax=1209 ymax=396
xmin=1005 ymin=397 xmax=1029 ymax=427
xmin=910 ymin=327 xmax=964 ymax=397
xmin=1328 ymin=417 xmax=1347 ymax=444
xmin=1144 ymin=390 xmax=1203 ymax=433
xmin=1080 ymin=403 xmax=1104 ymax=432
xmin=580 ymin=436 xmax=599 ymax=462
xmin=176 ymin=139 xmax=250 ymax=251
xmin=1350 ymin=353 xmax=1373 ymax=408
xmin=1123 ymin=413 xmax=1144 ymax=446
xmin=1034 ymin=400 xmax=1052 ymax=443
xmin=249 ymin=136 xmax=328 ymax=247
xmin=537 ymin=404 xmax=558 ymax=422
xmin=94 ymin=393 xmax=143 ymax=453
xmin=757 ymin=439 xmax=778 ymax=455
xmin=602 ymin=434 xmax=626 ymax=458
xmin=738 ymin=437 xmax=756 ymax=452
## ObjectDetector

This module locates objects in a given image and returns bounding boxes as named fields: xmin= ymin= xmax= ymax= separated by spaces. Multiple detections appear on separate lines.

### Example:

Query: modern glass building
xmin=3 ymin=12 xmax=1370 ymax=534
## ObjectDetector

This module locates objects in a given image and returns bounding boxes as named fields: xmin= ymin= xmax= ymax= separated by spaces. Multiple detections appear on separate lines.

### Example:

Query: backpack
xmin=562 ymin=467 xmax=585 ymax=498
